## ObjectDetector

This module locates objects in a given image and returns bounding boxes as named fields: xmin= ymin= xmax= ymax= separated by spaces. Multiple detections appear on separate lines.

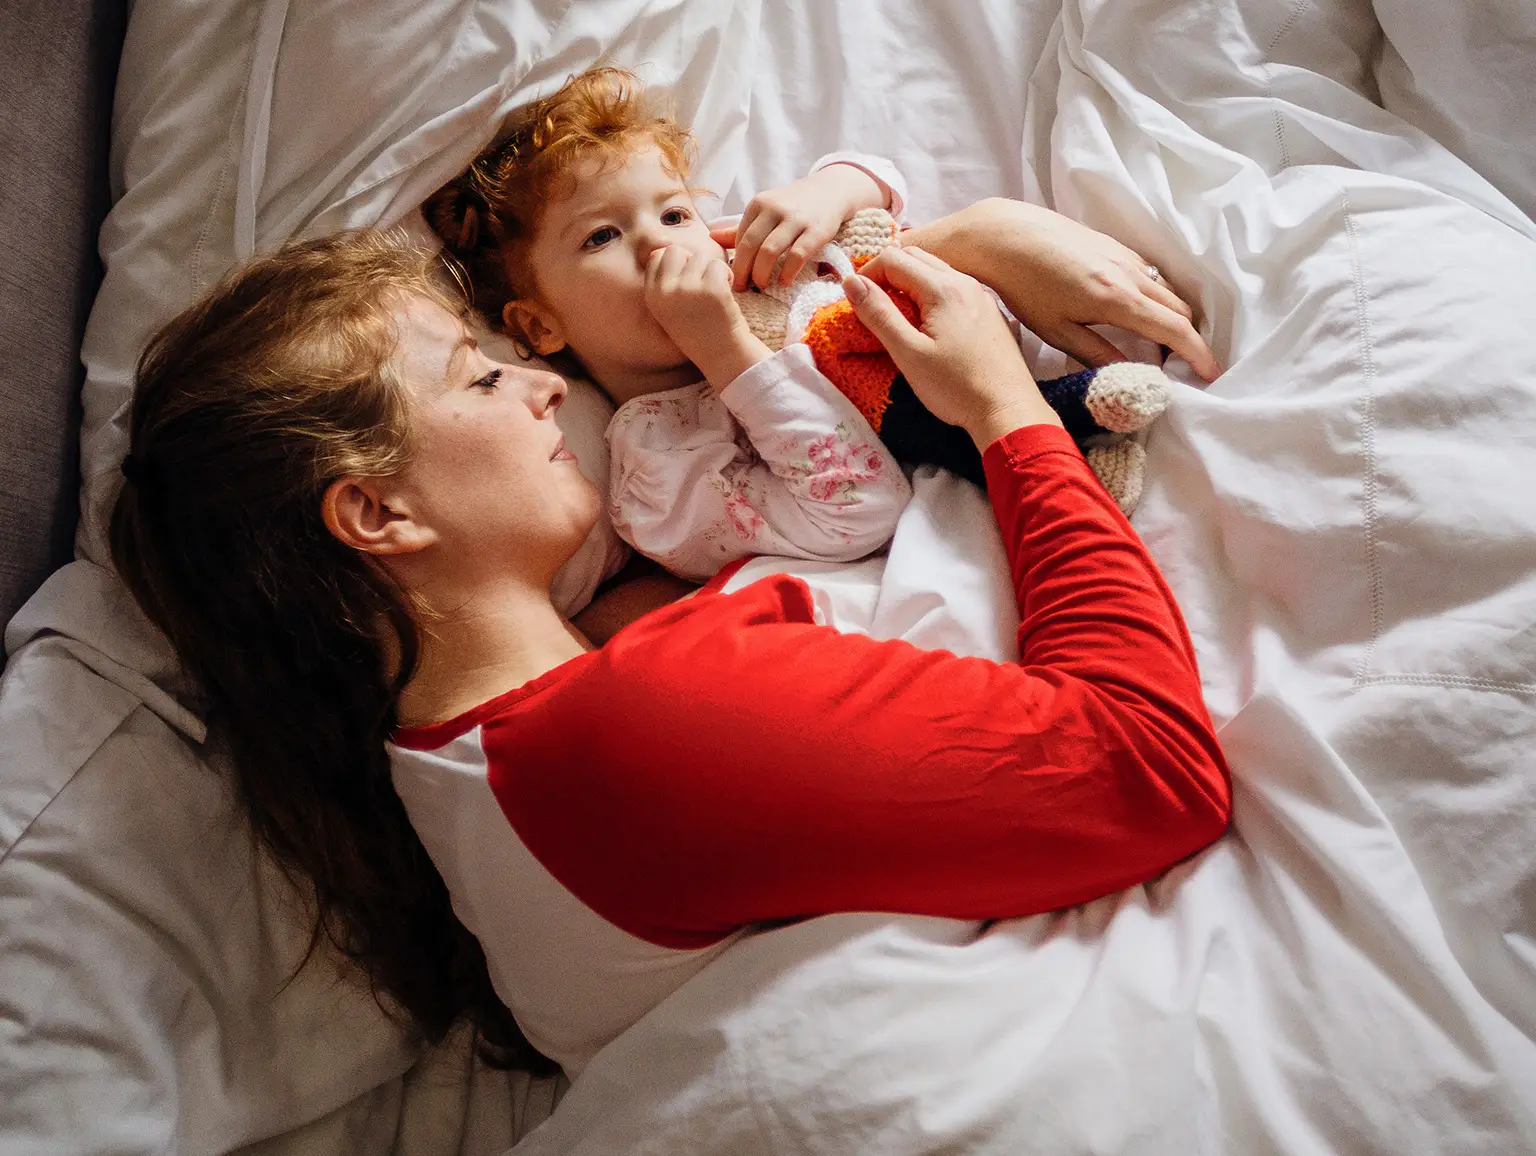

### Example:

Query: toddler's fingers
xmin=703 ymin=257 xmax=735 ymax=294
xmin=645 ymin=245 xmax=686 ymax=293
xmin=777 ymin=221 xmax=836 ymax=286
xmin=731 ymin=208 xmax=777 ymax=291
xmin=751 ymin=219 xmax=803 ymax=290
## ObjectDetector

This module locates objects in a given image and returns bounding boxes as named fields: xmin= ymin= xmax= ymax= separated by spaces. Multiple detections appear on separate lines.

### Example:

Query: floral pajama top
xmin=605 ymin=341 xmax=912 ymax=581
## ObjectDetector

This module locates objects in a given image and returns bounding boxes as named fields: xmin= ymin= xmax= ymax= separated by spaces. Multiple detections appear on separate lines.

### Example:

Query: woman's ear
xmin=322 ymin=476 xmax=436 ymax=557
xmin=505 ymin=299 xmax=567 ymax=357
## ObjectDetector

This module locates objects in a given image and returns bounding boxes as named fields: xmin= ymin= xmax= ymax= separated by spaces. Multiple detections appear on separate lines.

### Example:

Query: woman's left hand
xmin=900 ymin=198 xmax=1223 ymax=383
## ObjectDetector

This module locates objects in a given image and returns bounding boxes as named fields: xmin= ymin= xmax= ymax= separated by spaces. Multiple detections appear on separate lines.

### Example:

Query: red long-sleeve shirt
xmin=390 ymin=423 xmax=1230 ymax=1074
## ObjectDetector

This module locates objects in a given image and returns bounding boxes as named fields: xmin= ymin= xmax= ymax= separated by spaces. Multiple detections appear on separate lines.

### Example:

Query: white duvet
xmin=2 ymin=1 xmax=1534 ymax=1154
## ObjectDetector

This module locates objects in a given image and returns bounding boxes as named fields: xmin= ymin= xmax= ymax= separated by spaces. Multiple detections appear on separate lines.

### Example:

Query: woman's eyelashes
xmin=471 ymin=368 xmax=502 ymax=392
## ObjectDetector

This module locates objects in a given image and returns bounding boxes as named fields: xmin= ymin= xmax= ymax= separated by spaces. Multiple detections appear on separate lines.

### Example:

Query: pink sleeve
xmin=809 ymin=151 xmax=909 ymax=221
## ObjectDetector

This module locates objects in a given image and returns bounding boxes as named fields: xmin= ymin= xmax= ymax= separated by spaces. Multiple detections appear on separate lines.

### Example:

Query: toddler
xmin=426 ymin=67 xmax=914 ymax=582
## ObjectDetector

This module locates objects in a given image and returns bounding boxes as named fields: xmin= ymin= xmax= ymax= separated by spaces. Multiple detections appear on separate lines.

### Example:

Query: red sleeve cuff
xmin=980 ymin=422 xmax=1082 ymax=475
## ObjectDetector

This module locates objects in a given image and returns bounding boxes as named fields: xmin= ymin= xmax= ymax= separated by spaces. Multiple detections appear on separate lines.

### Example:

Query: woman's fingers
xmin=842 ymin=272 xmax=928 ymax=356
xmin=1135 ymin=267 xmax=1194 ymax=321
xmin=859 ymin=246 xmax=956 ymax=306
xmin=1044 ymin=323 xmax=1131 ymax=372
xmin=1122 ymin=296 xmax=1223 ymax=381
xmin=1046 ymin=301 xmax=1221 ymax=382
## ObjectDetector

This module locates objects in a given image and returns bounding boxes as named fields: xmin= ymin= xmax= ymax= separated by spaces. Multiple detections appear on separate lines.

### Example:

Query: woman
xmin=110 ymin=217 xmax=1229 ymax=1078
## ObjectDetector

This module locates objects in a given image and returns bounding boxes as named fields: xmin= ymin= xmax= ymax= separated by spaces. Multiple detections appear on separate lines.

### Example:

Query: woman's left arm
xmin=901 ymin=198 xmax=1223 ymax=382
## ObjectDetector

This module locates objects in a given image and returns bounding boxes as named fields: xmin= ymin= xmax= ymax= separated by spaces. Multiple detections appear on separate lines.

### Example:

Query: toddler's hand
xmin=715 ymin=164 xmax=887 ymax=292
xmin=645 ymin=245 xmax=770 ymax=389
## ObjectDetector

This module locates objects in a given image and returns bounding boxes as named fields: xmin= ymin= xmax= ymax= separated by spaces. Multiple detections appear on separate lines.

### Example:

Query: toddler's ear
xmin=504 ymin=299 xmax=567 ymax=356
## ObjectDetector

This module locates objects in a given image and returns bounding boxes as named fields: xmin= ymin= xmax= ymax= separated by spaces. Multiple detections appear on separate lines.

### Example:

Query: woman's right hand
xmin=844 ymin=247 xmax=1063 ymax=451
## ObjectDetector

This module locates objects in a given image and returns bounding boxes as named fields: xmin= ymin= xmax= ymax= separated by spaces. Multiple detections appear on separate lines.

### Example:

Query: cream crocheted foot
xmin=1083 ymin=362 xmax=1173 ymax=434
xmin=1085 ymin=438 xmax=1147 ymax=515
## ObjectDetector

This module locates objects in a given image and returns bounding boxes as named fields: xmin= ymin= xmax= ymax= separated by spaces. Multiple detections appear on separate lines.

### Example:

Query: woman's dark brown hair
xmin=109 ymin=229 xmax=552 ymax=1073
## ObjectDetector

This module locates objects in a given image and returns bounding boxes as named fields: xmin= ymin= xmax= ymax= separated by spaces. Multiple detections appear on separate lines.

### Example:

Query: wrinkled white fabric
xmin=510 ymin=2 xmax=1536 ymax=1153
xmin=5 ymin=0 xmax=1535 ymax=1154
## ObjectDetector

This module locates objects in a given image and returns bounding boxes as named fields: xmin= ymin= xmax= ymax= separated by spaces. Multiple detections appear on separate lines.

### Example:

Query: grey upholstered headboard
xmin=0 ymin=0 xmax=126 ymax=638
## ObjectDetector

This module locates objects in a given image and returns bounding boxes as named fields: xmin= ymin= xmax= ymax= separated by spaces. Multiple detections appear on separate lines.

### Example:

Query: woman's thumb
xmin=843 ymin=274 xmax=919 ymax=354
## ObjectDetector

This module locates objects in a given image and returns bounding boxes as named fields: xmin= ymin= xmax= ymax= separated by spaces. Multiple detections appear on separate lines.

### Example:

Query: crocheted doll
xmin=733 ymin=209 xmax=1172 ymax=513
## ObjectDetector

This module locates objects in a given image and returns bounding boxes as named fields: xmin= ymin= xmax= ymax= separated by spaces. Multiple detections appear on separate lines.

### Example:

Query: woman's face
xmin=388 ymin=293 xmax=601 ymax=586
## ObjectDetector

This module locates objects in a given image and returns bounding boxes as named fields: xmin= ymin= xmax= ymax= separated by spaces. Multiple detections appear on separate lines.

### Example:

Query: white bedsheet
xmin=2 ymin=0 xmax=1534 ymax=1153
xmin=506 ymin=2 xmax=1536 ymax=1153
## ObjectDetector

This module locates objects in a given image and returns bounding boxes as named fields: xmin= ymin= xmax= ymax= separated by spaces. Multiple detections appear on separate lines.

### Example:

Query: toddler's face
xmin=518 ymin=143 xmax=724 ymax=394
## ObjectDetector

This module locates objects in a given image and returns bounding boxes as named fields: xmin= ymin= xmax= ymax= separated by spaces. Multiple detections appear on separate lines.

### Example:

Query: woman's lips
xmin=551 ymin=436 xmax=577 ymax=462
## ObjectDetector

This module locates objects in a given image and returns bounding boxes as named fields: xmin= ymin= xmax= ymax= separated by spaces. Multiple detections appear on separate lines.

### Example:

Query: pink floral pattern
xmin=714 ymin=473 xmax=768 ymax=541
xmin=799 ymin=423 xmax=887 ymax=505
xmin=605 ymin=358 xmax=908 ymax=580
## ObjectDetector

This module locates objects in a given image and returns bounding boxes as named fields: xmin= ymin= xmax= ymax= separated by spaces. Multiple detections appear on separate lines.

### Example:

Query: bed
xmin=1 ymin=1 xmax=1533 ymax=1152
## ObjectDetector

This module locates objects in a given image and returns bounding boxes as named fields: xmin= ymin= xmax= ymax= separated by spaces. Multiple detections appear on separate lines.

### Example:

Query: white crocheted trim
xmin=817 ymin=241 xmax=855 ymax=281
xmin=734 ymin=208 xmax=899 ymax=349
xmin=785 ymin=278 xmax=849 ymax=346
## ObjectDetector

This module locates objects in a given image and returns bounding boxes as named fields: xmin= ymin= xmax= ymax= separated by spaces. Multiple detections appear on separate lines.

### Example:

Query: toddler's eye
xmin=582 ymin=226 xmax=619 ymax=249
xmin=662 ymin=207 xmax=691 ymax=226
xmin=472 ymin=368 xmax=502 ymax=392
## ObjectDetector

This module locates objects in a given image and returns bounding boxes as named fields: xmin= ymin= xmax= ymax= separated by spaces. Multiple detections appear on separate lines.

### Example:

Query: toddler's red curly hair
xmin=425 ymin=67 xmax=696 ymax=343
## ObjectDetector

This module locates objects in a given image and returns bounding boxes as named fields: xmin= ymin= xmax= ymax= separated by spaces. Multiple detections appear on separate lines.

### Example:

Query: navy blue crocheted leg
xmin=879 ymin=374 xmax=987 ymax=488
xmin=1037 ymin=369 xmax=1106 ymax=443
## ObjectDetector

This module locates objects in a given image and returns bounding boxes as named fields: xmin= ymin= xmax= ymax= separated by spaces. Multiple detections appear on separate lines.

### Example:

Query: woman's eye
xmin=472 ymin=368 xmax=502 ymax=392
xmin=662 ymin=207 xmax=691 ymax=226
xmin=582 ymin=226 xmax=619 ymax=249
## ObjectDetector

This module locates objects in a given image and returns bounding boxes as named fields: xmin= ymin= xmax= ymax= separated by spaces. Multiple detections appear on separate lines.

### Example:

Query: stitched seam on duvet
xmin=1356 ymin=673 xmax=1536 ymax=697
xmin=192 ymin=83 xmax=246 ymax=293
xmin=1262 ymin=1 xmax=1309 ymax=171
xmin=1339 ymin=187 xmax=1384 ymax=685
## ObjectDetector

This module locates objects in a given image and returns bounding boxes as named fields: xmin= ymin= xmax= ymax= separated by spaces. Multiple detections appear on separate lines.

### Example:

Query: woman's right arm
xmin=492 ymin=251 xmax=1231 ymax=949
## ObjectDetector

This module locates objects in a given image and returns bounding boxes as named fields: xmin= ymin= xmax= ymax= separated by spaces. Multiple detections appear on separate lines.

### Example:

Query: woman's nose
xmin=528 ymin=369 xmax=567 ymax=417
